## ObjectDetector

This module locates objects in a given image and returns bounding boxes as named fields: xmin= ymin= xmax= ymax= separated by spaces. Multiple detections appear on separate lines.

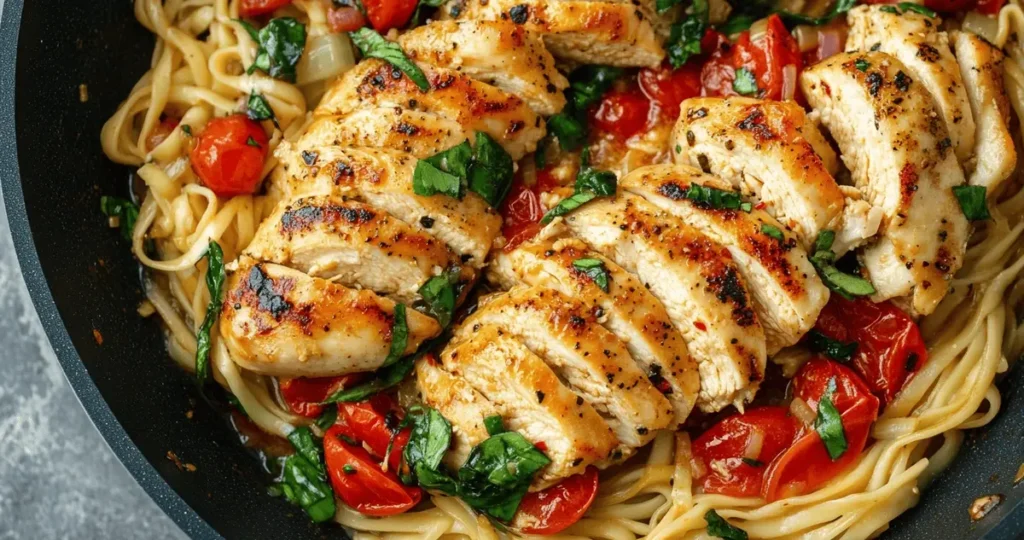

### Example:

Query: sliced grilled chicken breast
xmin=846 ymin=5 xmax=975 ymax=162
xmin=621 ymin=164 xmax=830 ymax=354
xmin=444 ymin=0 xmax=664 ymax=67
xmin=560 ymin=195 xmax=766 ymax=412
xmin=220 ymin=258 xmax=441 ymax=377
xmin=299 ymin=109 xmax=472 ymax=160
xmin=441 ymin=324 xmax=620 ymax=482
xmin=272 ymin=144 xmax=502 ymax=266
xmin=672 ymin=97 xmax=852 ymax=247
xmin=952 ymin=31 xmax=1017 ymax=192
xmin=316 ymin=59 xmax=544 ymax=160
xmin=244 ymin=195 xmax=464 ymax=304
xmin=456 ymin=286 xmax=675 ymax=448
xmin=488 ymin=231 xmax=700 ymax=426
xmin=801 ymin=52 xmax=969 ymax=315
xmin=399 ymin=20 xmax=568 ymax=116
xmin=415 ymin=356 xmax=499 ymax=469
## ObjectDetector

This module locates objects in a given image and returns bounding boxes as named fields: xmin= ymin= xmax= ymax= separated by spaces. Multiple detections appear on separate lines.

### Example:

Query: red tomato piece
xmin=590 ymin=89 xmax=651 ymax=141
xmin=279 ymin=374 xmax=366 ymax=418
xmin=324 ymin=426 xmax=423 ymax=516
xmin=500 ymin=174 xmax=544 ymax=252
xmin=190 ymin=115 xmax=268 ymax=197
xmin=328 ymin=6 xmax=368 ymax=32
xmin=239 ymin=0 xmax=293 ymax=17
xmin=790 ymin=357 xmax=880 ymax=414
xmin=335 ymin=394 xmax=410 ymax=472
xmin=515 ymin=467 xmax=600 ymax=535
xmin=701 ymin=14 xmax=802 ymax=101
xmin=813 ymin=296 xmax=928 ymax=404
xmin=363 ymin=0 xmax=418 ymax=33
xmin=638 ymin=62 xmax=702 ymax=123
xmin=976 ymin=0 xmax=1006 ymax=15
xmin=690 ymin=407 xmax=803 ymax=497
xmin=923 ymin=0 xmax=977 ymax=11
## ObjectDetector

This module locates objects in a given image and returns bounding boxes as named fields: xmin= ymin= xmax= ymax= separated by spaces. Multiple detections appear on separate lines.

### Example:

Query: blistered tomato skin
xmin=190 ymin=115 xmax=269 ymax=197
xmin=590 ymin=89 xmax=651 ymax=141
xmin=515 ymin=467 xmax=600 ymax=535
xmin=324 ymin=427 xmax=422 ymax=517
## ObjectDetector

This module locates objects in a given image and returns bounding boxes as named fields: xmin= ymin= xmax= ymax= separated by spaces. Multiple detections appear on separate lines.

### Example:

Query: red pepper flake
xmin=92 ymin=329 xmax=103 ymax=345
xmin=754 ymin=202 xmax=767 ymax=210
xmin=694 ymin=321 xmax=708 ymax=331
xmin=534 ymin=441 xmax=548 ymax=452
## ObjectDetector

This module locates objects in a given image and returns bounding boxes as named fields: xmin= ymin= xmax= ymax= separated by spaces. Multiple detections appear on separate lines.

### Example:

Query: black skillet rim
xmin=0 ymin=0 xmax=1022 ymax=537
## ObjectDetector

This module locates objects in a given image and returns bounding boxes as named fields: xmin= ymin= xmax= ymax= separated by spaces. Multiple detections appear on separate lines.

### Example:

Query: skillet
xmin=0 ymin=0 xmax=1022 ymax=537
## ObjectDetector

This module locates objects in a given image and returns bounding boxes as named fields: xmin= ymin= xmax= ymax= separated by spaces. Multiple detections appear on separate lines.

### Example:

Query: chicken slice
xmin=456 ymin=286 xmax=675 ymax=449
xmin=415 ymin=356 xmax=498 ymax=469
xmin=561 ymin=195 xmax=766 ymax=412
xmin=243 ymin=195 xmax=464 ymax=304
xmin=440 ymin=324 xmax=619 ymax=483
xmin=846 ymin=5 xmax=975 ymax=162
xmin=299 ymin=109 xmax=472 ymax=160
xmin=621 ymin=164 xmax=830 ymax=354
xmin=316 ymin=59 xmax=544 ymax=160
xmin=444 ymin=0 xmax=664 ymax=67
xmin=488 ymin=230 xmax=700 ymax=426
xmin=952 ymin=30 xmax=1017 ymax=192
xmin=272 ymin=144 xmax=502 ymax=266
xmin=801 ymin=52 xmax=969 ymax=315
xmin=672 ymin=97 xmax=853 ymax=247
xmin=220 ymin=258 xmax=441 ymax=377
xmin=399 ymin=20 xmax=568 ymax=116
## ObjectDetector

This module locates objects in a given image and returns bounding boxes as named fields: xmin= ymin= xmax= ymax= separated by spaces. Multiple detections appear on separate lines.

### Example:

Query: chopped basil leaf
xmin=656 ymin=0 xmax=683 ymax=14
xmin=716 ymin=13 xmax=758 ymax=35
xmin=815 ymin=378 xmax=848 ymax=460
xmin=467 ymin=132 xmax=515 ymax=207
xmin=343 ymin=464 xmax=356 ymax=474
xmin=457 ymin=432 xmax=552 ymax=521
xmin=809 ymin=231 xmax=875 ymax=299
xmin=322 ymin=354 xmax=416 ymax=403
xmin=705 ymin=509 xmax=748 ymax=540
xmin=99 ymin=196 xmax=139 ymax=242
xmin=898 ymin=2 xmax=937 ymax=17
xmin=547 ymin=112 xmax=588 ymax=151
xmin=181 ymin=124 xmax=192 ymax=137
xmin=777 ymin=0 xmax=856 ymax=26
xmin=416 ymin=267 xmax=461 ymax=328
xmin=666 ymin=0 xmax=709 ymax=69
xmin=239 ymin=18 xmax=306 ymax=82
xmin=814 ymin=229 xmax=836 ymax=255
xmin=548 ymin=65 xmax=622 ymax=151
xmin=413 ymin=160 xmax=463 ymax=198
xmin=741 ymin=457 xmax=763 ymax=468
xmin=806 ymin=330 xmax=857 ymax=363
xmin=484 ymin=415 xmax=505 ymax=436
xmin=855 ymin=58 xmax=871 ymax=72
xmin=246 ymin=92 xmax=276 ymax=124
xmin=733 ymin=68 xmax=759 ymax=96
xmin=382 ymin=304 xmax=408 ymax=367
xmin=404 ymin=407 xmax=453 ymax=472
xmin=195 ymin=241 xmax=225 ymax=384
xmin=540 ymin=191 xmax=598 ymax=224
xmin=740 ymin=202 xmax=753 ymax=212
xmin=952 ymin=185 xmax=990 ymax=221
xmin=573 ymin=257 xmax=611 ymax=292
xmin=246 ymin=136 xmax=261 ymax=148
xmin=760 ymin=223 xmax=785 ymax=243
xmin=277 ymin=426 xmax=335 ymax=522
xmin=349 ymin=27 xmax=430 ymax=91
xmin=424 ymin=140 xmax=473 ymax=181
xmin=413 ymin=461 xmax=459 ymax=493
xmin=288 ymin=427 xmax=326 ymax=475
xmin=534 ymin=135 xmax=552 ymax=169
xmin=314 ymin=405 xmax=338 ymax=431
xmin=542 ymin=150 xmax=617 ymax=223
xmin=880 ymin=5 xmax=900 ymax=14
xmin=683 ymin=183 xmax=747 ymax=211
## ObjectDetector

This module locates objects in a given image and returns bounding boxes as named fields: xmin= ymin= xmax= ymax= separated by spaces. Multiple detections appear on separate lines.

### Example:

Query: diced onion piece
xmin=963 ymin=11 xmax=1000 ymax=44
xmin=795 ymin=25 xmax=819 ymax=53
xmin=790 ymin=397 xmax=816 ymax=427
xmin=672 ymin=432 xmax=694 ymax=506
xmin=137 ymin=300 xmax=156 ymax=317
xmin=743 ymin=429 xmax=764 ymax=460
xmin=782 ymin=64 xmax=797 ymax=101
xmin=690 ymin=453 xmax=707 ymax=479
xmin=296 ymin=33 xmax=356 ymax=87
xmin=817 ymin=30 xmax=844 ymax=60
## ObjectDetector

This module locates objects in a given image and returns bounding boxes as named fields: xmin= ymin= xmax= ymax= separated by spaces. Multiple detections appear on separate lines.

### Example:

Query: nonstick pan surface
xmin=1 ymin=1 xmax=1022 ymax=538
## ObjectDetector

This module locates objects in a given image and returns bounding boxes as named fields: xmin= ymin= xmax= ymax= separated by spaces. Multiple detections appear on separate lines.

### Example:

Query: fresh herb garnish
xmin=467 ymin=133 xmax=515 ymax=207
xmin=483 ymin=415 xmax=505 ymax=436
xmin=855 ymin=58 xmax=871 ymax=72
xmin=952 ymin=185 xmax=990 ymax=221
xmin=548 ymin=65 xmax=623 ymax=151
xmin=573 ymin=257 xmax=611 ymax=292
xmin=666 ymin=0 xmax=709 ymax=68
xmin=814 ymin=378 xmax=848 ymax=460
xmin=181 ymin=124 xmax=193 ymax=137
xmin=541 ymin=149 xmax=617 ymax=223
xmin=314 ymin=405 xmax=338 ymax=431
xmin=275 ymin=427 xmax=336 ymax=522
xmin=808 ymin=231 xmax=876 ymax=299
xmin=880 ymin=5 xmax=900 ymax=13
xmin=322 ymin=354 xmax=417 ymax=403
xmin=897 ymin=2 xmax=937 ymax=17
xmin=404 ymin=407 xmax=453 ymax=473
xmin=349 ymin=27 xmax=430 ymax=91
xmin=246 ymin=92 xmax=277 ymax=124
xmin=382 ymin=304 xmax=408 ymax=368
xmin=741 ymin=457 xmax=763 ymax=468
xmin=733 ymin=68 xmax=759 ymax=96
xmin=705 ymin=509 xmax=748 ymax=540
xmin=547 ymin=112 xmax=588 ymax=151
xmin=682 ymin=183 xmax=749 ymax=211
xmin=195 ymin=241 xmax=225 ymax=384
xmin=238 ymin=18 xmax=307 ymax=82
xmin=413 ymin=160 xmax=463 ymax=199
xmin=416 ymin=267 xmax=462 ymax=328
xmin=99 ymin=196 xmax=139 ymax=242
xmin=343 ymin=464 xmax=356 ymax=474
xmin=806 ymin=330 xmax=858 ymax=363
xmin=415 ymin=134 xmax=515 ymax=207
xmin=246 ymin=136 xmax=261 ymax=148
xmin=760 ymin=223 xmax=785 ymax=243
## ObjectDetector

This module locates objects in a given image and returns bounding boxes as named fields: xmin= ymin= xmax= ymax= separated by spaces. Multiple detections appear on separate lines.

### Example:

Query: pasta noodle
xmin=101 ymin=0 xmax=1024 ymax=538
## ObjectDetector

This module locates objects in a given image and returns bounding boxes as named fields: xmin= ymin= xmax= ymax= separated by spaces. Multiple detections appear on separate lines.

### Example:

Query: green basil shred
xmin=414 ymin=133 xmax=515 ymax=207
xmin=705 ymin=509 xmax=748 ymax=540
xmin=483 ymin=415 xmax=505 ymax=436
xmin=666 ymin=0 xmax=708 ymax=69
xmin=413 ymin=160 xmax=462 ymax=199
xmin=382 ymin=304 xmax=408 ymax=368
xmin=416 ymin=267 xmax=462 ymax=328
xmin=732 ymin=68 xmax=759 ymax=96
xmin=322 ymin=353 xmax=417 ymax=403
xmin=349 ymin=27 xmax=430 ymax=91
xmin=682 ymin=183 xmax=749 ymax=211
xmin=952 ymin=185 xmax=990 ymax=221
xmin=548 ymin=66 xmax=623 ymax=151
xmin=273 ymin=427 xmax=336 ymax=522
xmin=760 ymin=223 xmax=785 ymax=243
xmin=238 ymin=18 xmax=307 ymax=82
xmin=806 ymin=330 xmax=858 ymax=363
xmin=100 ymin=196 xmax=139 ymax=241
xmin=542 ymin=149 xmax=617 ymax=223
xmin=808 ymin=231 xmax=876 ymax=299
xmin=246 ymin=92 xmax=276 ymax=124
xmin=573 ymin=257 xmax=611 ymax=292
xmin=814 ymin=378 xmax=848 ymax=461
xmin=195 ymin=241 xmax=225 ymax=384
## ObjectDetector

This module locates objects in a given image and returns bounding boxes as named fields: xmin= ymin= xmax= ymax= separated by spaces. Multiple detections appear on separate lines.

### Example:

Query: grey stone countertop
xmin=0 ymin=191 xmax=187 ymax=537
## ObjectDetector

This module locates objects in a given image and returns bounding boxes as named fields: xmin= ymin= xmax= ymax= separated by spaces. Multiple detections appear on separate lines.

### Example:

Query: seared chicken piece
xmin=672 ymin=97 xmax=853 ymax=247
xmin=560 ymin=195 xmax=766 ymax=412
xmin=621 ymin=164 xmax=830 ymax=354
xmin=456 ymin=286 xmax=675 ymax=448
xmin=243 ymin=195 xmax=465 ymax=304
xmin=221 ymin=258 xmax=441 ymax=377
xmin=441 ymin=324 xmax=620 ymax=483
xmin=801 ymin=52 xmax=969 ymax=315
xmin=952 ymin=31 xmax=1017 ymax=192
xmin=399 ymin=20 xmax=569 ymax=116
xmin=272 ymin=144 xmax=502 ymax=266
xmin=444 ymin=0 xmax=664 ymax=67
xmin=316 ymin=59 xmax=544 ymax=160
xmin=489 ymin=231 xmax=700 ymax=426
xmin=415 ymin=356 xmax=499 ymax=469
xmin=298 ymin=109 xmax=472 ymax=160
xmin=846 ymin=5 xmax=975 ymax=162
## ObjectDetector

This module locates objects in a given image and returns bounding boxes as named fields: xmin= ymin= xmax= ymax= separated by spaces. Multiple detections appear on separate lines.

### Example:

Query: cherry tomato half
xmin=701 ymin=14 xmax=803 ymax=101
xmin=190 ymin=115 xmax=269 ymax=197
xmin=638 ymin=62 xmax=702 ymax=123
xmin=500 ymin=174 xmax=544 ymax=252
xmin=328 ymin=6 xmax=368 ymax=32
xmin=324 ymin=426 xmax=423 ymax=516
xmin=279 ymin=374 xmax=366 ymax=418
xmin=514 ymin=467 xmax=600 ymax=535
xmin=691 ymin=407 xmax=802 ymax=498
xmin=590 ymin=88 xmax=651 ymax=141
xmin=239 ymin=0 xmax=293 ymax=17
xmin=813 ymin=296 xmax=928 ymax=405
xmin=363 ymin=0 xmax=418 ymax=33
xmin=335 ymin=394 xmax=410 ymax=472
xmin=976 ymin=0 xmax=1007 ymax=15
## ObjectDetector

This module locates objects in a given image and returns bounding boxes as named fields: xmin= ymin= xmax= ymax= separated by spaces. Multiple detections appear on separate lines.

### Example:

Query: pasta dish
xmin=100 ymin=0 xmax=1024 ymax=537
